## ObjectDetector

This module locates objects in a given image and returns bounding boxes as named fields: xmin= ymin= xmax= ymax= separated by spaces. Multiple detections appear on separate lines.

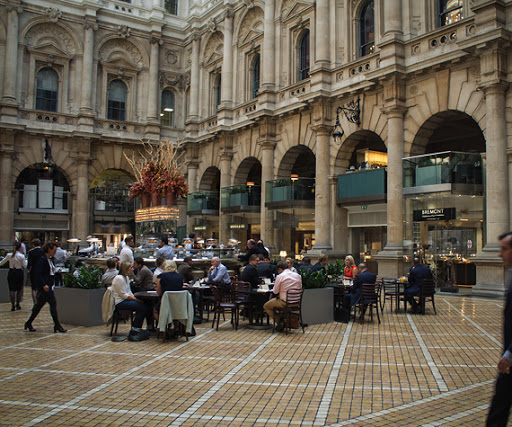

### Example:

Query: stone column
xmin=259 ymin=141 xmax=276 ymax=249
xmin=80 ymin=20 xmax=97 ymax=113
xmin=75 ymin=157 xmax=90 ymax=240
xmin=189 ymin=33 xmax=201 ymax=119
xmin=147 ymin=36 xmax=161 ymax=122
xmin=219 ymin=151 xmax=233 ymax=243
xmin=383 ymin=0 xmax=403 ymax=36
xmin=312 ymin=126 xmax=332 ymax=251
xmin=221 ymin=11 xmax=234 ymax=106
xmin=262 ymin=0 xmax=275 ymax=91
xmin=2 ymin=4 xmax=21 ymax=106
xmin=330 ymin=175 xmax=348 ymax=254
xmin=187 ymin=161 xmax=199 ymax=194
xmin=315 ymin=0 xmax=330 ymax=65
xmin=0 ymin=135 xmax=15 ymax=247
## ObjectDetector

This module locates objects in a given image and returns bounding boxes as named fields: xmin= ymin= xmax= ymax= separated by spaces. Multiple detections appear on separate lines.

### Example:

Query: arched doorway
xmin=405 ymin=111 xmax=486 ymax=287
xmin=89 ymin=169 xmax=135 ymax=250
xmin=225 ymin=158 xmax=262 ymax=242
xmin=14 ymin=164 xmax=71 ymax=245
xmin=271 ymin=146 xmax=316 ymax=256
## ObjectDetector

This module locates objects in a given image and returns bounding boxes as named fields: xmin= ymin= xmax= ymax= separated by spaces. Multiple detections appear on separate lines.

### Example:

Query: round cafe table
xmin=246 ymin=288 xmax=273 ymax=330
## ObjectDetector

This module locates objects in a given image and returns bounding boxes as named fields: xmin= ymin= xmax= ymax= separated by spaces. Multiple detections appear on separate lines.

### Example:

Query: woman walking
xmin=1 ymin=242 xmax=27 ymax=311
xmin=24 ymin=242 xmax=67 ymax=333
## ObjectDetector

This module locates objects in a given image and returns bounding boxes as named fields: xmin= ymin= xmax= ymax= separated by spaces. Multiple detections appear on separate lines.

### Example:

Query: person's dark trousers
xmin=27 ymin=290 xmax=63 ymax=327
xmin=116 ymin=300 xmax=147 ymax=328
xmin=487 ymin=372 xmax=512 ymax=426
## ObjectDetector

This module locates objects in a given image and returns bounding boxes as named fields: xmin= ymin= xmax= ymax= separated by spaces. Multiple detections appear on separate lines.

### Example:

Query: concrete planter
xmin=0 ymin=270 xmax=10 ymax=303
xmin=302 ymin=287 xmax=333 ymax=325
xmin=54 ymin=287 xmax=106 ymax=326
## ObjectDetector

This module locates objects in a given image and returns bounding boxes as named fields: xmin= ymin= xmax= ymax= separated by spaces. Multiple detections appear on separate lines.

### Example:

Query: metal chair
xmin=359 ymin=283 xmax=381 ymax=324
xmin=231 ymin=281 xmax=253 ymax=324
xmin=380 ymin=278 xmax=403 ymax=313
xmin=272 ymin=288 xmax=305 ymax=334
xmin=420 ymin=279 xmax=437 ymax=314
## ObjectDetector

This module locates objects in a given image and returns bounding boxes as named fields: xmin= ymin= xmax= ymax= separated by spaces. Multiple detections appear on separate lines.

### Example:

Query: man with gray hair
xmin=207 ymin=257 xmax=231 ymax=289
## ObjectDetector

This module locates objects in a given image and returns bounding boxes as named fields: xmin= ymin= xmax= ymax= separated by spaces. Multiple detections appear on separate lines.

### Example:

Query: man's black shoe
xmin=275 ymin=321 xmax=285 ymax=332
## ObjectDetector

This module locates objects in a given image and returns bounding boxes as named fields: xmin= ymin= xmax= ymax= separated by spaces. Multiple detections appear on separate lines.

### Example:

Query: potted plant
xmin=54 ymin=265 xmax=105 ymax=326
xmin=299 ymin=264 xmax=338 ymax=325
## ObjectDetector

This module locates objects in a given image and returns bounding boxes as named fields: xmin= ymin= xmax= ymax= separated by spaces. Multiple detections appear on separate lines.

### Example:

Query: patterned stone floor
xmin=0 ymin=291 xmax=507 ymax=426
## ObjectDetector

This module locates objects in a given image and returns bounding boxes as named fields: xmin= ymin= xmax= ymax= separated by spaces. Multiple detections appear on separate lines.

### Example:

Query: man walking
xmin=487 ymin=232 xmax=512 ymax=426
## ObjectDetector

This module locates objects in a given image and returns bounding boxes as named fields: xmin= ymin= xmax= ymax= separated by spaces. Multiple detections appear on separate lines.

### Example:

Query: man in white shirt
xmin=264 ymin=260 xmax=302 ymax=331
xmin=156 ymin=236 xmax=174 ymax=260
xmin=119 ymin=236 xmax=134 ymax=264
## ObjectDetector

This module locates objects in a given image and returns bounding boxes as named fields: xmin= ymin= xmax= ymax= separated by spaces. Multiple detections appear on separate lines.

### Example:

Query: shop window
xmin=36 ymin=67 xmax=58 ymax=112
xmin=91 ymin=169 xmax=134 ymax=213
xmin=107 ymin=79 xmax=127 ymax=121
xmin=359 ymin=0 xmax=374 ymax=57
xmin=438 ymin=0 xmax=463 ymax=26
xmin=161 ymin=89 xmax=175 ymax=127
xmin=299 ymin=30 xmax=310 ymax=81
xmin=252 ymin=54 xmax=260 ymax=99
xmin=165 ymin=0 xmax=178 ymax=14
xmin=215 ymin=74 xmax=222 ymax=111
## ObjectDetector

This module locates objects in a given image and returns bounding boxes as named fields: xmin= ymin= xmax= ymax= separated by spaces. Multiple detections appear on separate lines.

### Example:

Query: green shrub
xmin=299 ymin=259 xmax=345 ymax=289
xmin=63 ymin=265 xmax=102 ymax=289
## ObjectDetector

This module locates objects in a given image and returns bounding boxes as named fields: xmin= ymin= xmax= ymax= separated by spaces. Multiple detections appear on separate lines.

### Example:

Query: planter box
xmin=0 ymin=270 xmax=10 ymax=303
xmin=54 ymin=287 xmax=106 ymax=326
xmin=302 ymin=287 xmax=333 ymax=325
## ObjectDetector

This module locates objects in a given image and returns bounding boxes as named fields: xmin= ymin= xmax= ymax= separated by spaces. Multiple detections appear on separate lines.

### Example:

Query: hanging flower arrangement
xmin=125 ymin=139 xmax=189 ymax=200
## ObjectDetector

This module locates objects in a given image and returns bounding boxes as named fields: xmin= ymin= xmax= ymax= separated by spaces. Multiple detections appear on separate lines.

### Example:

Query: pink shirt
xmin=273 ymin=269 xmax=302 ymax=301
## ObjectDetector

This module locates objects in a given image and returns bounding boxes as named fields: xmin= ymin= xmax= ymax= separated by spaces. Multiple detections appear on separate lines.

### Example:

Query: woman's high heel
xmin=24 ymin=322 xmax=36 ymax=332
xmin=54 ymin=326 xmax=67 ymax=333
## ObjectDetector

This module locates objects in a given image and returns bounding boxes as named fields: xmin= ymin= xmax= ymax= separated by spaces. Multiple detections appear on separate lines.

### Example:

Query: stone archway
xmin=276 ymin=145 xmax=315 ymax=179
xmin=198 ymin=166 xmax=220 ymax=192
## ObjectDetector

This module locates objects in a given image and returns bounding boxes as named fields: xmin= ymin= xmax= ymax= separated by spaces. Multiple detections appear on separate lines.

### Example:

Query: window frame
xmin=164 ymin=0 xmax=178 ymax=15
xmin=215 ymin=74 xmax=222 ymax=112
xmin=359 ymin=0 xmax=375 ymax=58
xmin=160 ymin=89 xmax=175 ymax=128
xmin=35 ymin=67 xmax=59 ymax=112
xmin=252 ymin=54 xmax=261 ymax=99
xmin=298 ymin=30 xmax=310 ymax=81
xmin=438 ymin=0 xmax=464 ymax=27
xmin=107 ymin=79 xmax=128 ymax=122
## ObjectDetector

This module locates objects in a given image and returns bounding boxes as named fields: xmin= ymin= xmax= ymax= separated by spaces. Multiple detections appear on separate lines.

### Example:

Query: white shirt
xmin=273 ymin=268 xmax=302 ymax=301
xmin=119 ymin=246 xmax=134 ymax=264
xmin=153 ymin=267 xmax=164 ymax=284
xmin=0 ymin=251 xmax=27 ymax=269
xmin=111 ymin=274 xmax=133 ymax=305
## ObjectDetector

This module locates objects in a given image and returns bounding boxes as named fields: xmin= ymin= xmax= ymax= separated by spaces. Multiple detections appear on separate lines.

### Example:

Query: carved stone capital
xmin=84 ymin=18 xmax=99 ymax=31
xmin=117 ymin=25 xmax=131 ymax=39
xmin=6 ymin=4 xmax=23 ymax=14
xmin=46 ymin=7 xmax=62 ymax=23
xmin=150 ymin=36 xmax=163 ymax=45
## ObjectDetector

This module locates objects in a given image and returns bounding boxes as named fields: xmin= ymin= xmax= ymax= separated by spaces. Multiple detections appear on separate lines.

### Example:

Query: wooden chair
xmin=231 ymin=281 xmax=253 ymax=324
xmin=359 ymin=283 xmax=381 ymax=324
xmin=110 ymin=307 xmax=134 ymax=336
xmin=272 ymin=288 xmax=305 ymax=334
xmin=211 ymin=285 xmax=238 ymax=330
xmin=380 ymin=278 xmax=403 ymax=313
xmin=420 ymin=279 xmax=437 ymax=314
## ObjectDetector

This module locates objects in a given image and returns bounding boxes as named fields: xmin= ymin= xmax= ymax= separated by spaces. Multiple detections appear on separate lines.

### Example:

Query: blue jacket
xmin=350 ymin=270 xmax=377 ymax=306
xmin=407 ymin=264 xmax=432 ymax=297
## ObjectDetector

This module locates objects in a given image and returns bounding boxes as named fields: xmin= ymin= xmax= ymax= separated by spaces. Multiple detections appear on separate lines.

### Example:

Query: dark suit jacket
xmin=33 ymin=255 xmax=54 ymax=292
xmin=178 ymin=263 xmax=194 ymax=282
xmin=28 ymin=247 xmax=44 ymax=283
xmin=298 ymin=264 xmax=313 ymax=273
xmin=350 ymin=270 xmax=377 ymax=306
xmin=256 ymin=262 xmax=277 ymax=279
xmin=241 ymin=264 xmax=261 ymax=289
xmin=504 ymin=273 xmax=512 ymax=354
xmin=238 ymin=246 xmax=264 ymax=263
xmin=407 ymin=265 xmax=432 ymax=297
xmin=310 ymin=262 xmax=325 ymax=273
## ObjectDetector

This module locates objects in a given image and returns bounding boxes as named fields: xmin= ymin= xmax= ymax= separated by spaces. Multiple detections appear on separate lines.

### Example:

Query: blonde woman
xmin=285 ymin=258 xmax=298 ymax=273
xmin=154 ymin=260 xmax=184 ymax=322
xmin=343 ymin=255 xmax=359 ymax=279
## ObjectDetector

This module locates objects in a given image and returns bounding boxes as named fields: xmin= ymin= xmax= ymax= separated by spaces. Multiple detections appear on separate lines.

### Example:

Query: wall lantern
xmin=332 ymin=98 xmax=361 ymax=142
xmin=290 ymin=174 xmax=299 ymax=182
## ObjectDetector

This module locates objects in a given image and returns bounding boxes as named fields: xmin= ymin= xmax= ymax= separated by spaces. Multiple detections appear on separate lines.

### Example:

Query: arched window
xmin=161 ymin=90 xmax=175 ymax=127
xmin=164 ymin=0 xmax=178 ymax=14
xmin=107 ymin=80 xmax=127 ymax=121
xmin=36 ymin=67 xmax=58 ymax=112
xmin=252 ymin=54 xmax=260 ymax=99
xmin=215 ymin=75 xmax=222 ymax=111
xmin=439 ymin=0 xmax=463 ymax=26
xmin=299 ymin=30 xmax=310 ymax=81
xmin=359 ymin=0 xmax=374 ymax=57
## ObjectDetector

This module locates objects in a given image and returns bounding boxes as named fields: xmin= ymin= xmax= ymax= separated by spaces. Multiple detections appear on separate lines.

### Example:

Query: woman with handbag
xmin=25 ymin=242 xmax=67 ymax=333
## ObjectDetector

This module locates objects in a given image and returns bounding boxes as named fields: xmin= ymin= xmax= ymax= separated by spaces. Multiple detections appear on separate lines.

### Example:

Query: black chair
xmin=420 ymin=279 xmax=437 ymax=314
xmin=231 ymin=281 xmax=253 ymax=324
xmin=272 ymin=288 xmax=305 ymax=334
xmin=110 ymin=307 xmax=134 ymax=336
xmin=359 ymin=283 xmax=381 ymax=324
xmin=380 ymin=278 xmax=403 ymax=313
xmin=211 ymin=286 xmax=238 ymax=330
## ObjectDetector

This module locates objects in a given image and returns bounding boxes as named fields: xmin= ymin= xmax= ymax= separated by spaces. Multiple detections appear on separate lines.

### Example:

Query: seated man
xmin=132 ymin=257 xmax=155 ymax=292
xmin=178 ymin=256 xmax=195 ymax=284
xmin=263 ymin=260 xmax=302 ymax=332
xmin=240 ymin=254 xmax=262 ymax=289
xmin=298 ymin=256 xmax=313 ymax=272
xmin=406 ymin=257 xmax=433 ymax=313
xmin=206 ymin=257 xmax=231 ymax=290
xmin=341 ymin=263 xmax=376 ymax=322
xmin=311 ymin=255 xmax=328 ymax=272
xmin=101 ymin=258 xmax=119 ymax=288
xmin=256 ymin=255 xmax=277 ymax=279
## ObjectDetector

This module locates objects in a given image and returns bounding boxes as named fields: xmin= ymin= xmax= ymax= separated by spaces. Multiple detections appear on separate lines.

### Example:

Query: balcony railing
xmin=265 ymin=178 xmax=315 ymax=208
xmin=403 ymin=151 xmax=483 ymax=194
xmin=17 ymin=189 xmax=69 ymax=214
xmin=337 ymin=168 xmax=387 ymax=203
xmin=187 ymin=191 xmax=219 ymax=215
xmin=221 ymin=185 xmax=261 ymax=212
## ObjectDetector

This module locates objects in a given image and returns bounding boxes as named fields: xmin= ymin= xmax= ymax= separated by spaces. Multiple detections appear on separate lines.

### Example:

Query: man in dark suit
xmin=406 ymin=258 xmax=433 ymax=313
xmin=298 ymin=257 xmax=314 ymax=273
xmin=487 ymin=232 xmax=512 ymax=426
xmin=341 ymin=263 xmax=376 ymax=322
xmin=240 ymin=254 xmax=262 ymax=289
xmin=256 ymin=255 xmax=277 ymax=279
xmin=237 ymin=239 xmax=264 ymax=264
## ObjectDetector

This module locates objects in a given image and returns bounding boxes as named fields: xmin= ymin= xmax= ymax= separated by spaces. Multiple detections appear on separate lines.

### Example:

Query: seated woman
xmin=343 ymin=255 xmax=359 ymax=280
xmin=154 ymin=260 xmax=184 ymax=322
xmin=111 ymin=261 xmax=148 ymax=329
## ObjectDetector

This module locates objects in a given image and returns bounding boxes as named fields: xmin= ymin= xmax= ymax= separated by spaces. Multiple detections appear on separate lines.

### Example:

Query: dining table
xmin=246 ymin=287 xmax=274 ymax=330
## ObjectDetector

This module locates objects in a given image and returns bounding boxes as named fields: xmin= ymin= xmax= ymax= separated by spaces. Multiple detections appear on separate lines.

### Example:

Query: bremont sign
xmin=413 ymin=207 xmax=456 ymax=222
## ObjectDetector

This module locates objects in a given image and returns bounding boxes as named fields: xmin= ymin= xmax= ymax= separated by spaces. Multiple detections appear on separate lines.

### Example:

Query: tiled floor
xmin=0 ymin=291 xmax=507 ymax=426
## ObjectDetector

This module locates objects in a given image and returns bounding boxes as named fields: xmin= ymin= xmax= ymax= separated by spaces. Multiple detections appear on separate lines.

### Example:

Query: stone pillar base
xmin=472 ymin=249 xmax=505 ymax=297
xmin=374 ymin=248 xmax=406 ymax=279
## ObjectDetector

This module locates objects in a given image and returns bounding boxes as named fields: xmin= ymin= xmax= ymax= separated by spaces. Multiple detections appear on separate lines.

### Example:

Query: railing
xmin=187 ymin=191 xmax=219 ymax=213
xmin=265 ymin=178 xmax=315 ymax=204
xmin=403 ymin=151 xmax=483 ymax=188
xmin=221 ymin=185 xmax=261 ymax=210
xmin=338 ymin=168 xmax=387 ymax=202
xmin=16 ymin=189 xmax=69 ymax=213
